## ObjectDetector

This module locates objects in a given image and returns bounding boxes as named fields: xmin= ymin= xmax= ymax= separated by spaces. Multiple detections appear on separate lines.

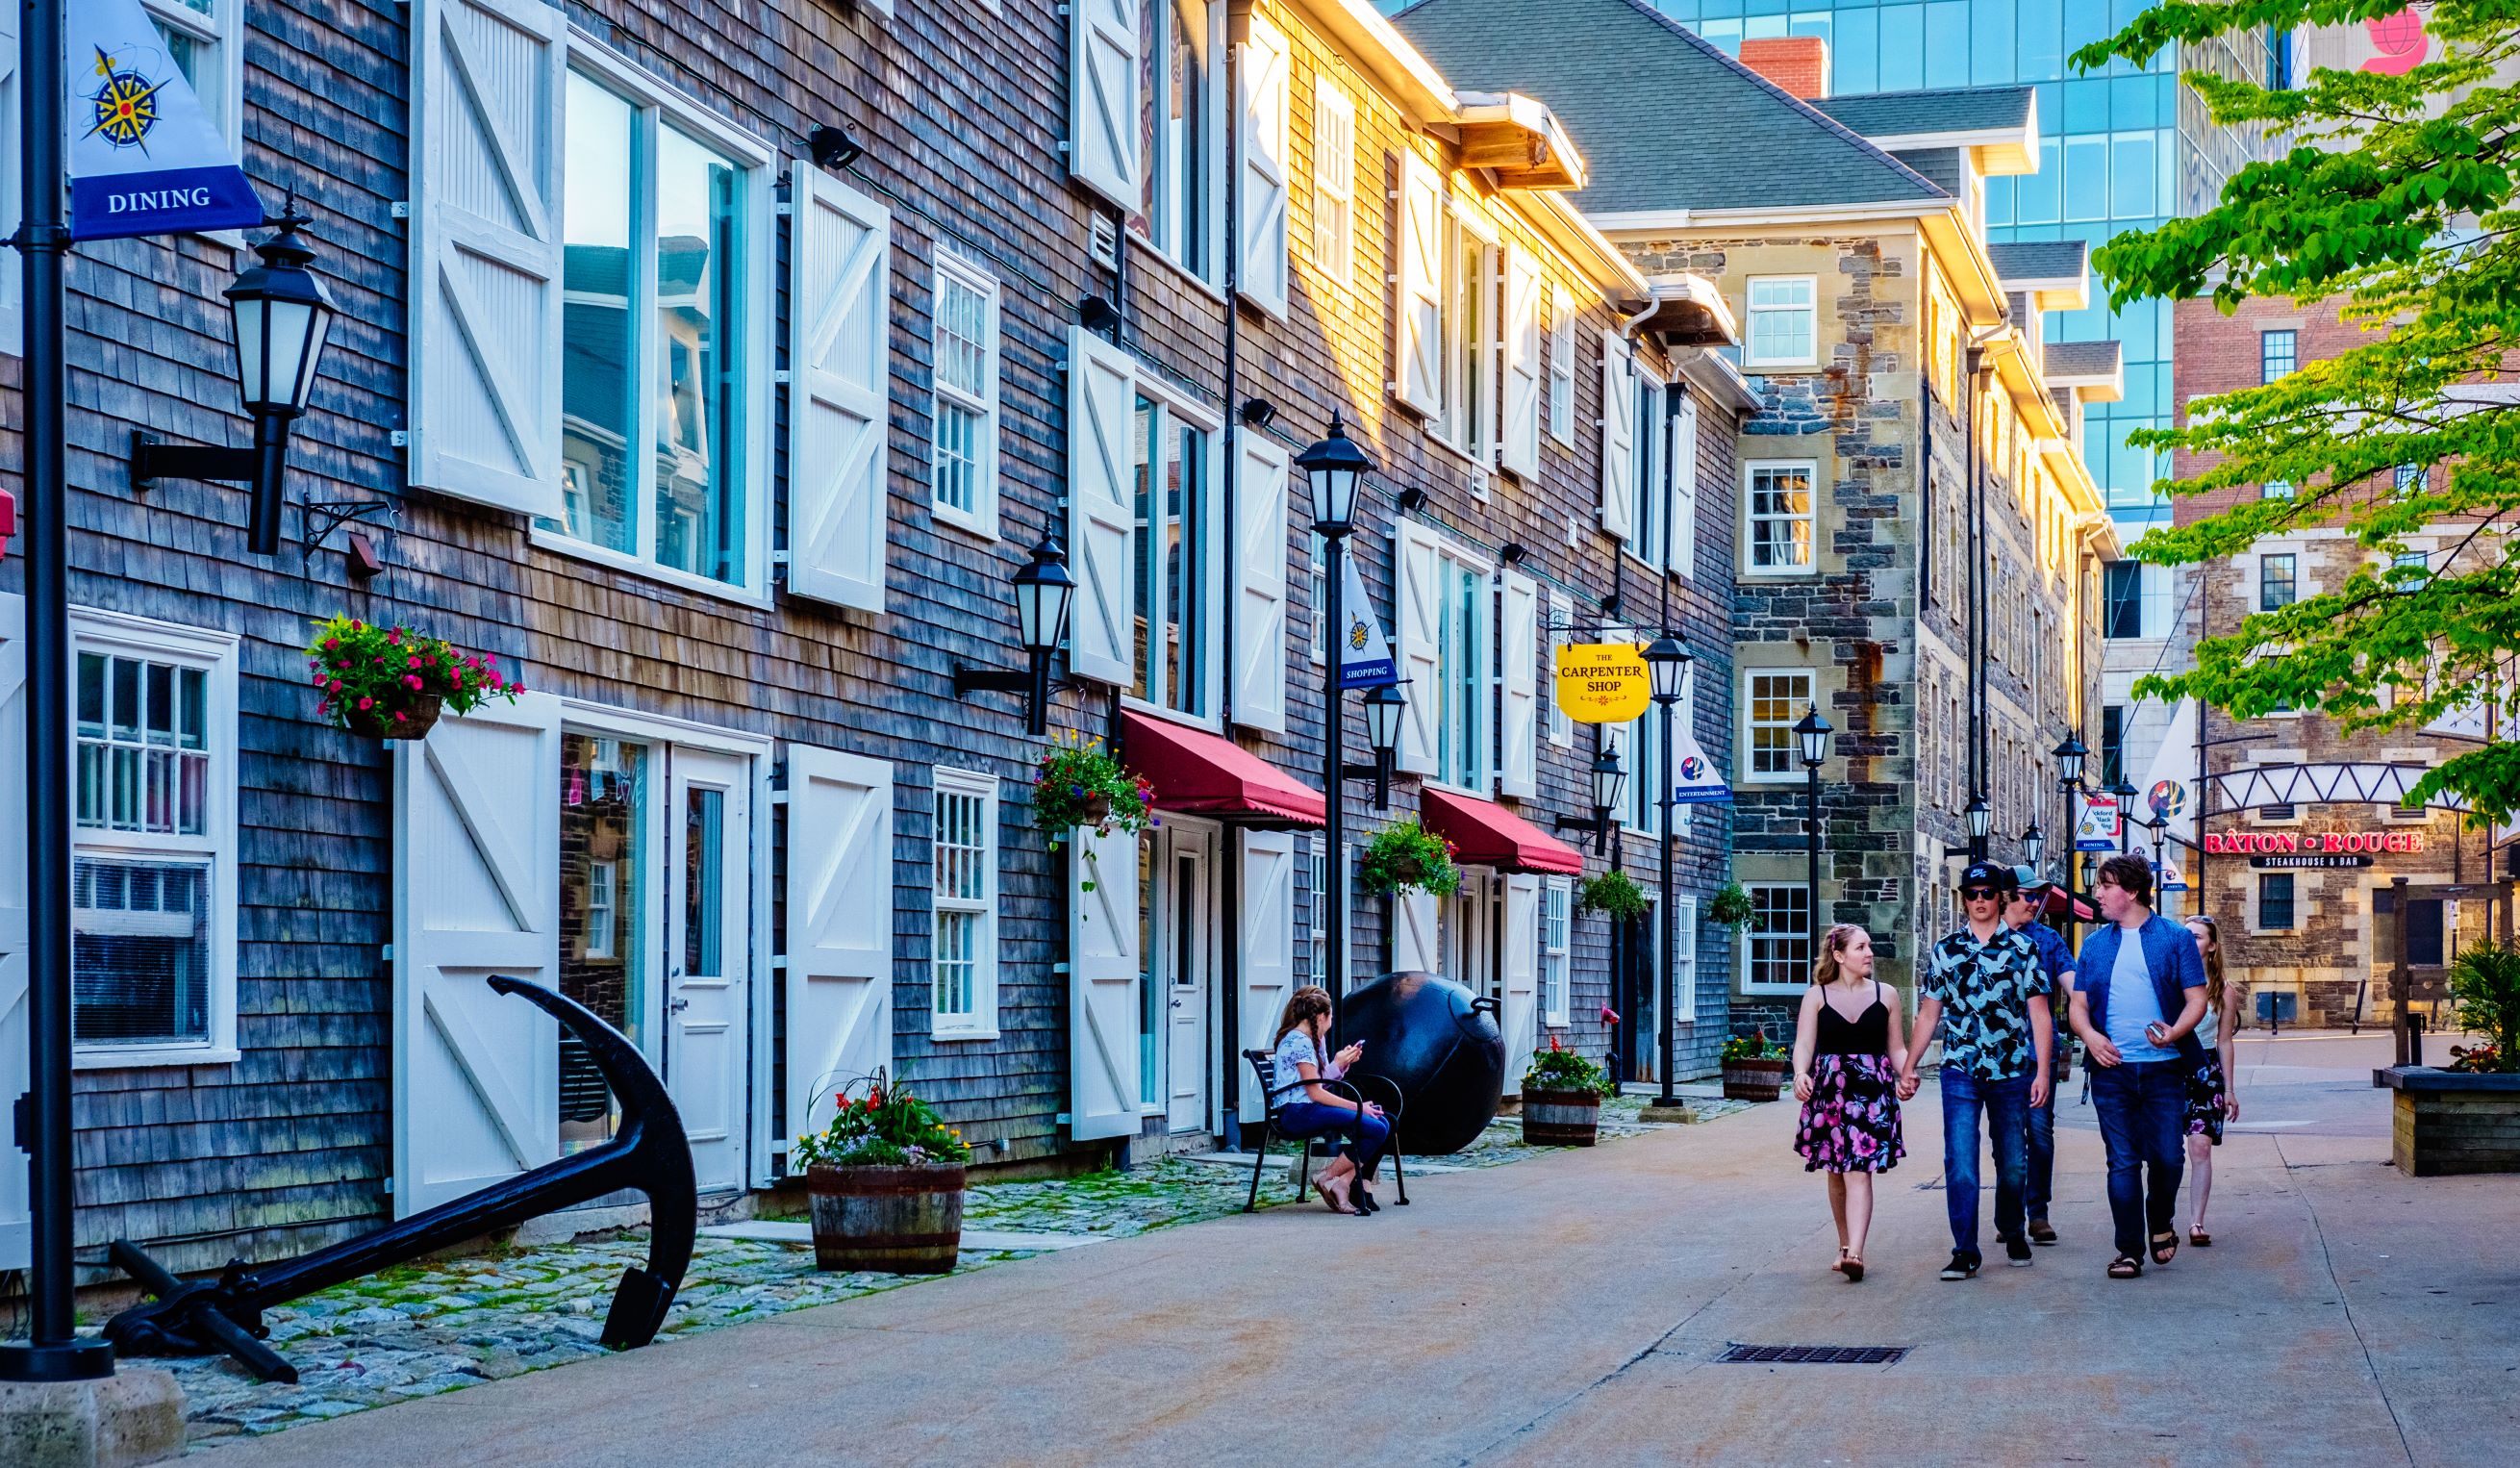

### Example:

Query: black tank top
xmin=1815 ymin=983 xmax=1889 ymax=1057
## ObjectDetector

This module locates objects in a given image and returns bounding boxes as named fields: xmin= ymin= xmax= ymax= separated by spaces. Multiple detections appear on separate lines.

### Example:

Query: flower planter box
xmin=2376 ymin=1065 xmax=2520 ymax=1177
xmin=1521 ymin=1089 xmax=1602 ymax=1146
xmin=344 ymin=694 xmax=443 ymax=742
xmin=806 ymin=1162 xmax=967 ymax=1273
xmin=1722 ymin=1056 xmax=1790 ymax=1102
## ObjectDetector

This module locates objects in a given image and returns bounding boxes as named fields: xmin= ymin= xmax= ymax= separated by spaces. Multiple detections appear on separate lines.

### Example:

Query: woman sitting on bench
xmin=1272 ymin=986 xmax=1390 ymax=1215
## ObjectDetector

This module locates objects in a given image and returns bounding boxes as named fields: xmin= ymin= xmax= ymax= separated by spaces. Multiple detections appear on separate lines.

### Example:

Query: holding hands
xmin=1895 ymin=1067 xmax=1920 ymax=1101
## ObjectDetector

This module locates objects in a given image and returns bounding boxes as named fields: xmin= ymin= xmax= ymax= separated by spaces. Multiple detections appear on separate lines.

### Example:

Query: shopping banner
xmin=1670 ymin=721 xmax=1732 ymax=805
xmin=1335 ymin=556 xmax=1397 ymax=690
xmin=69 ymin=0 xmax=266 ymax=240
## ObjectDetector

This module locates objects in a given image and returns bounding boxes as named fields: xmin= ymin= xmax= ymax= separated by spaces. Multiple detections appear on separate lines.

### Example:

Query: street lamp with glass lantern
xmin=1641 ymin=635 xmax=1691 ymax=1108
xmin=1966 ymin=793 xmax=1993 ymax=860
xmin=2022 ymin=822 xmax=2046 ymax=881
xmin=953 ymin=533 xmax=1078 ymax=734
xmin=2109 ymin=775 xmax=2140 ymax=856
xmin=2054 ymin=735 xmax=2087 ymax=928
xmin=1298 ymin=415 xmax=1377 ymax=996
xmin=1552 ymin=740 xmax=1626 ymax=855
xmin=1794 ymin=705 xmax=1833 ymax=991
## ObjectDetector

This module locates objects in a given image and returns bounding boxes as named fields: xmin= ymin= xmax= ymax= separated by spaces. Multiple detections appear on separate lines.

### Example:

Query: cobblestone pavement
xmin=162 ymin=1091 xmax=1765 ymax=1446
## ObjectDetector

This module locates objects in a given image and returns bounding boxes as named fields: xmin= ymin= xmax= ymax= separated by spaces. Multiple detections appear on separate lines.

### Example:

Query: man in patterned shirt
xmin=1902 ymin=861 xmax=2054 ymax=1279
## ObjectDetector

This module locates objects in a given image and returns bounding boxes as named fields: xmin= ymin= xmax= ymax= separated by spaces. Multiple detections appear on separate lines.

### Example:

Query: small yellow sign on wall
xmin=1554 ymin=643 xmax=1650 ymax=724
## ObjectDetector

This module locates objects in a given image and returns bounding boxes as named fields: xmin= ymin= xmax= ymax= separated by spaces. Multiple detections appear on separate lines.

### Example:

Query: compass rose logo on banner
xmin=86 ymin=48 xmax=166 ymax=151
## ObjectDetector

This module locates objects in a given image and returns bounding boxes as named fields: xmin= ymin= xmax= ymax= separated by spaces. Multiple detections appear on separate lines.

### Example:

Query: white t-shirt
xmin=2105 ymin=929 xmax=2176 ymax=1064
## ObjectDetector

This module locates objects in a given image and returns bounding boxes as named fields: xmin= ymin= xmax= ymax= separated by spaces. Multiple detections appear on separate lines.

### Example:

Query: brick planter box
xmin=2375 ymin=1066 xmax=2520 ymax=1177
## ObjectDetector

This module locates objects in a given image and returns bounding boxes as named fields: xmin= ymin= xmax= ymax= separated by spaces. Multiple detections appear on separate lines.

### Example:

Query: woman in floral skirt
xmin=1791 ymin=924 xmax=1909 ymax=1281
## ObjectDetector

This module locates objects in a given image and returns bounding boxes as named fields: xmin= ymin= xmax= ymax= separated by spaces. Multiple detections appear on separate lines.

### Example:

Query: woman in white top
xmin=2181 ymin=916 xmax=2243 ymax=1246
xmin=1269 ymin=986 xmax=1389 ymax=1215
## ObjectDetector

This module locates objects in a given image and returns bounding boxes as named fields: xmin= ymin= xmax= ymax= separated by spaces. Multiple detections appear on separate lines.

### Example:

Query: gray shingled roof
xmin=1811 ymin=87 xmax=2036 ymax=140
xmin=1988 ymin=240 xmax=2089 ymax=284
xmin=2044 ymin=339 xmax=2124 ymax=379
xmin=1391 ymin=0 xmax=1949 ymax=215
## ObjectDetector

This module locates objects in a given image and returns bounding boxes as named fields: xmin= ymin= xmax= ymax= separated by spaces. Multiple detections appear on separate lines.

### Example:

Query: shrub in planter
xmin=1521 ymin=1037 xmax=1615 ymax=1146
xmin=2450 ymin=940 xmax=2520 ymax=1073
xmin=1358 ymin=819 xmax=1461 ymax=898
xmin=1575 ymin=871 xmax=1648 ymax=924
xmin=1032 ymin=733 xmax=1155 ymax=890
xmin=1708 ymin=881 xmax=1754 ymax=931
xmin=794 ymin=1078 xmax=975 ymax=1274
xmin=1720 ymin=1031 xmax=1790 ymax=1101
xmin=305 ymin=616 xmax=520 ymax=741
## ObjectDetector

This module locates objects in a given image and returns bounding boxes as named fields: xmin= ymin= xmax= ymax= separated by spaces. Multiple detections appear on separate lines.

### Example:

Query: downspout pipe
xmin=1218 ymin=26 xmax=1244 ymax=1150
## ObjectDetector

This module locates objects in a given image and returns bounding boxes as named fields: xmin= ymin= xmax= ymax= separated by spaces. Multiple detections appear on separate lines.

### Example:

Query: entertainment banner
xmin=1670 ymin=722 xmax=1732 ymax=805
xmin=68 ymin=0 xmax=265 ymax=240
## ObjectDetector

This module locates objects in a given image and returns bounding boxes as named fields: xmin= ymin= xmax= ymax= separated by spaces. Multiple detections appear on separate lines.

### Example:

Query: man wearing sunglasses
xmin=1903 ymin=861 xmax=2054 ymax=1279
xmin=2006 ymin=868 xmax=2079 ymax=1246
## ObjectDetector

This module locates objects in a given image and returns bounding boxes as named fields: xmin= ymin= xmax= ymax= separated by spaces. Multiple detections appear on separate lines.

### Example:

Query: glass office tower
xmin=1648 ymin=2 xmax=2278 ymax=535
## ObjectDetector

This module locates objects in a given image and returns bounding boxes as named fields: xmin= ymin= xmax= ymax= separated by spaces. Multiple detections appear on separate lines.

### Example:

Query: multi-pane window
xmin=1439 ymin=216 xmax=1496 ymax=463
xmin=2394 ymin=548 xmax=2431 ymax=587
xmin=1744 ymin=276 xmax=1816 ymax=367
xmin=2260 ymin=329 xmax=2297 ymax=383
xmin=931 ymin=771 xmax=997 ymax=1037
xmin=2259 ymin=553 xmax=2297 ymax=610
xmin=140 ymin=0 xmax=242 ymax=184
xmin=2263 ymin=480 xmax=2294 ymax=499
xmin=1311 ymin=80 xmax=1354 ymax=286
xmin=1548 ymin=285 xmax=1577 ymax=444
xmin=1629 ymin=373 xmax=1666 ymax=569
xmin=1140 ymin=0 xmax=1217 ymax=279
xmin=1744 ymin=463 xmax=1814 ymax=573
xmin=1546 ymin=591 xmax=1574 ymax=747
xmin=1308 ymin=531 xmax=1328 ymax=663
xmin=930 ymin=251 xmax=1000 ymax=533
xmin=556 ymin=69 xmax=759 ymax=586
xmin=1672 ymin=896 xmax=1699 ymax=1024
xmin=1744 ymin=669 xmax=1814 ymax=781
xmin=1745 ymin=883 xmax=1811 ymax=991
xmin=1131 ymin=392 xmax=1216 ymax=716
xmin=1542 ymin=878 xmax=1572 ymax=1027
xmin=1434 ymin=544 xmax=1490 ymax=789
xmin=2395 ymin=464 xmax=2427 ymax=494
xmin=2104 ymin=560 xmax=2143 ymax=638
xmin=2257 ymin=873 xmax=2295 ymax=932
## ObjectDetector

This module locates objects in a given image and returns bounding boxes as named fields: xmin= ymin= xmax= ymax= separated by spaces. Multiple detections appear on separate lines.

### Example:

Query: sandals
xmin=2189 ymin=1228 xmax=2213 ymax=1248
xmin=1313 ymin=1178 xmax=1356 ymax=1214
xmin=1841 ymin=1255 xmax=1865 ymax=1283
xmin=2150 ymin=1231 xmax=2180 ymax=1266
xmin=1831 ymin=1246 xmax=1850 ymax=1277
xmin=2108 ymin=1254 xmax=2143 ymax=1279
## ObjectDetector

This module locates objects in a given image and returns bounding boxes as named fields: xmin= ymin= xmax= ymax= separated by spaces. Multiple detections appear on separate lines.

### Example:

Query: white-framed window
xmin=1743 ymin=275 xmax=1818 ymax=368
xmin=1433 ymin=543 xmax=1492 ymax=790
xmin=1310 ymin=77 xmax=1354 ymax=287
xmin=1742 ymin=668 xmax=1815 ymax=783
xmin=550 ymin=57 xmax=773 ymax=591
xmin=1744 ymin=462 xmax=1816 ymax=574
xmin=929 ymin=249 xmax=1001 ymax=536
xmin=930 ymin=768 xmax=999 ymax=1039
xmin=1627 ymin=367 xmax=1668 ymax=572
xmin=1741 ymin=882 xmax=1811 ymax=994
xmin=1438 ymin=208 xmax=1499 ymax=464
xmin=1306 ymin=837 xmax=1352 ymax=987
xmin=1130 ymin=385 xmax=1222 ymax=718
xmin=1548 ymin=285 xmax=1577 ymax=445
xmin=1139 ymin=0 xmax=1222 ymax=283
xmin=1542 ymin=876 xmax=1572 ymax=1027
xmin=585 ymin=861 xmax=617 ymax=959
xmin=1308 ymin=531 xmax=1327 ymax=663
xmin=2263 ymin=480 xmax=2295 ymax=499
xmin=140 ymin=0 xmax=246 ymax=220
xmin=1546 ymin=589 xmax=1574 ymax=747
xmin=0 ymin=2 xmax=24 ymax=352
xmin=70 ymin=609 xmax=239 ymax=1068
xmin=1672 ymin=895 xmax=1699 ymax=1023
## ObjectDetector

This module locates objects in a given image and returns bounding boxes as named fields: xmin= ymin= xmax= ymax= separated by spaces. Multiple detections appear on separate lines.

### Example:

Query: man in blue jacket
xmin=2070 ymin=853 xmax=2209 ymax=1278
xmin=2007 ymin=867 xmax=2077 ymax=1246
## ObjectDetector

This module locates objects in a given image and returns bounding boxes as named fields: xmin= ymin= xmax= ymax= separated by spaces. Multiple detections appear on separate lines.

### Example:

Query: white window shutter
xmin=790 ymin=165 xmax=895 ymax=612
xmin=1391 ymin=889 xmax=1438 ymax=974
xmin=408 ymin=0 xmax=566 ymax=519
xmin=1237 ymin=829 xmax=1296 ymax=1123
xmin=1235 ymin=17 xmax=1291 ymax=318
xmin=0 ymin=596 xmax=26 ymax=1264
xmin=1069 ymin=822 xmax=1142 ymax=1139
xmin=1500 ymin=248 xmax=1541 ymax=478
xmin=1499 ymin=873 xmax=1540 ymax=1093
xmin=1071 ymin=0 xmax=1142 ymax=209
xmin=1392 ymin=152 xmax=1444 ymax=417
xmin=1391 ymin=520 xmax=1442 ymax=774
xmin=783 ymin=745 xmax=895 ymax=1144
xmin=1067 ymin=326 xmax=1138 ymax=685
xmin=391 ymin=691 xmax=562 ymax=1216
xmin=1546 ymin=588 xmax=1574 ymax=748
xmin=1600 ymin=330 xmax=1635 ymax=540
xmin=1499 ymin=570 xmax=1538 ymax=797
xmin=0 ymin=10 xmax=20 ymax=356
xmin=1672 ymin=392 xmax=1700 ymax=579
xmin=1231 ymin=435 xmax=1291 ymax=733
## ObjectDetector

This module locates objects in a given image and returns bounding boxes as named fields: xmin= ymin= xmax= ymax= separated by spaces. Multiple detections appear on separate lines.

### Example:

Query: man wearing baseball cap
xmin=1903 ymin=860 xmax=2055 ymax=1278
xmin=2006 ymin=868 xmax=2078 ymax=1246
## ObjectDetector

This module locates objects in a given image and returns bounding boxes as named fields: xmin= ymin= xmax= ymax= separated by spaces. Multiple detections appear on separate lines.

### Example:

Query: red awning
xmin=1419 ymin=788 xmax=1585 ymax=876
xmin=1121 ymin=711 xmax=1325 ymax=828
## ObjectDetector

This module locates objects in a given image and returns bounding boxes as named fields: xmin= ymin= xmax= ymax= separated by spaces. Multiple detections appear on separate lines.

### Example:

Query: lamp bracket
xmin=129 ymin=430 xmax=256 ymax=491
xmin=299 ymin=498 xmax=397 ymax=569
xmin=951 ymin=663 xmax=1033 ymax=698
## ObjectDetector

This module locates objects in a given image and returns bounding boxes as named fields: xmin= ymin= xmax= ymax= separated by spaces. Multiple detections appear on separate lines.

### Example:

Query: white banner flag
xmin=1336 ymin=556 xmax=1396 ymax=690
xmin=69 ymin=0 xmax=265 ymax=240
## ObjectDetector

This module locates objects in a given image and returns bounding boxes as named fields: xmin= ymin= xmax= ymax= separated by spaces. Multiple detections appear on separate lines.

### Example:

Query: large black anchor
xmin=103 ymin=975 xmax=696 ymax=1383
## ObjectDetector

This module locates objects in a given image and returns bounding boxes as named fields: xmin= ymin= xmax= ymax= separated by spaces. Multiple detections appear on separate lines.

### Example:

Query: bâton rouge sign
xmin=2206 ymin=828 xmax=2427 ymax=870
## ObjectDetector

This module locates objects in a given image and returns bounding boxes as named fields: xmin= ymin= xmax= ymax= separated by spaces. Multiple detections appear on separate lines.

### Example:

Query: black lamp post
xmin=1642 ymin=634 xmax=1690 ymax=1106
xmin=1966 ymin=794 xmax=1993 ymax=861
xmin=2054 ymin=734 xmax=2087 ymax=932
xmin=1794 ymin=705 xmax=1833 ymax=989
xmin=1556 ymin=743 xmax=1626 ymax=856
xmin=130 ymin=212 xmax=338 ymax=556
xmin=953 ymin=533 xmax=1077 ymax=735
xmin=2022 ymin=822 xmax=2046 ymax=881
xmin=2110 ymin=775 xmax=2140 ymax=856
xmin=1298 ymin=415 xmax=1375 ymax=997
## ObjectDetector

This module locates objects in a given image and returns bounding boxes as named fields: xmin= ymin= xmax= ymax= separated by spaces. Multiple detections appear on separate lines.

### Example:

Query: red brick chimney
xmin=1739 ymin=36 xmax=1830 ymax=100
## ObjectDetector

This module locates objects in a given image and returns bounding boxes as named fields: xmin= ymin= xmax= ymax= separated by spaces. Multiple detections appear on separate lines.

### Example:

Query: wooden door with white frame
xmin=1154 ymin=822 xmax=1218 ymax=1135
xmin=667 ymin=747 xmax=752 ymax=1193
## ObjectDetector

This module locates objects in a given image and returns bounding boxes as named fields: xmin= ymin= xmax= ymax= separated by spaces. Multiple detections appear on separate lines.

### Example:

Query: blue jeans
xmin=2026 ymin=1083 xmax=2057 ymax=1222
xmin=1279 ymin=1101 xmax=1389 ymax=1177
xmin=2088 ymin=1059 xmax=2186 ymax=1259
xmin=1940 ymin=1068 xmax=2031 ymax=1260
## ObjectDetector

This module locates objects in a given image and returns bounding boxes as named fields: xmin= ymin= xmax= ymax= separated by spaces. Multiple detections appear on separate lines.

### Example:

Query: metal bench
xmin=1239 ymin=1049 xmax=1408 ymax=1212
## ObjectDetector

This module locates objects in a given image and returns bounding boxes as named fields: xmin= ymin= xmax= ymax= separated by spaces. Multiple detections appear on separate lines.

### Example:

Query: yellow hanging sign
xmin=1554 ymin=643 xmax=1650 ymax=724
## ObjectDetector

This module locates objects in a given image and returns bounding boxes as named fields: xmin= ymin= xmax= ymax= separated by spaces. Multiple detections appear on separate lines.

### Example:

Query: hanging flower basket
xmin=1708 ymin=880 xmax=1755 ymax=931
xmin=305 ymin=616 xmax=521 ymax=743
xmin=1576 ymin=871 xmax=1649 ymax=924
xmin=1031 ymin=732 xmax=1154 ymax=869
xmin=1358 ymin=819 xmax=1462 ymax=898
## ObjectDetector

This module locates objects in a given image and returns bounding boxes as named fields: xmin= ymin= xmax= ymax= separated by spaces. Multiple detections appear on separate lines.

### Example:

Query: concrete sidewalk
xmin=198 ymin=1047 xmax=2517 ymax=1466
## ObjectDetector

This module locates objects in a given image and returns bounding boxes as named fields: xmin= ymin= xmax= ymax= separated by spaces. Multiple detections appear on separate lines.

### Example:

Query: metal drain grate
xmin=1720 ymin=1344 xmax=1909 ymax=1365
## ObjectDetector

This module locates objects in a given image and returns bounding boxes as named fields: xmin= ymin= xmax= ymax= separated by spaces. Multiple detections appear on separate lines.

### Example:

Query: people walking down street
xmin=2182 ymin=916 xmax=2244 ymax=1247
xmin=1791 ymin=924 xmax=1909 ymax=1282
xmin=1270 ymin=987 xmax=1390 ymax=1215
xmin=2007 ymin=869 xmax=2078 ymax=1248
xmin=1903 ymin=862 xmax=2054 ymax=1280
xmin=2070 ymin=856 xmax=2210 ymax=1278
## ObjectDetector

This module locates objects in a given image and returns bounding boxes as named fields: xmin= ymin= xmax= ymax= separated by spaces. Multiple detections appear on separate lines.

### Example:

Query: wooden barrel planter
xmin=1722 ymin=1056 xmax=1790 ymax=1102
xmin=1522 ymin=1089 xmax=1602 ymax=1146
xmin=806 ymin=1162 xmax=967 ymax=1273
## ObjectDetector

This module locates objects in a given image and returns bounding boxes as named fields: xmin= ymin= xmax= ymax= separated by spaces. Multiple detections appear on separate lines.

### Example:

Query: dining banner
xmin=68 ymin=0 xmax=265 ymax=240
